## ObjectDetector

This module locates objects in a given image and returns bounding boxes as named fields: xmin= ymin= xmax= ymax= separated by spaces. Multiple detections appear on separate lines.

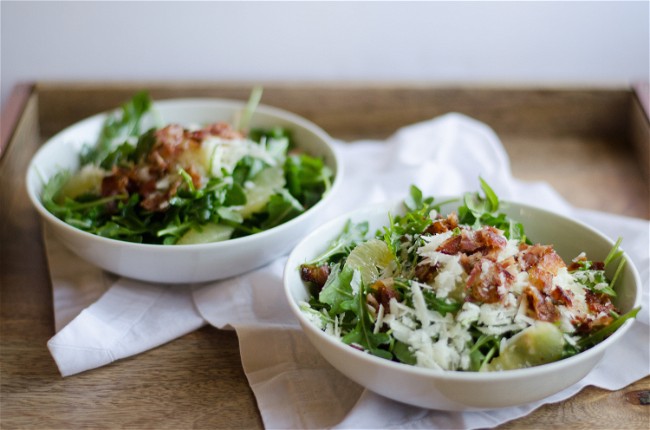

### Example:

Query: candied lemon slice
xmin=344 ymin=239 xmax=394 ymax=286
xmin=177 ymin=223 xmax=235 ymax=245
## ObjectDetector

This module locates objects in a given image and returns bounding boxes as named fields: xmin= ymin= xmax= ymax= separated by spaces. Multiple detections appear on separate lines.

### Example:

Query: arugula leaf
xmin=249 ymin=126 xmax=292 ymax=145
xmin=284 ymin=154 xmax=332 ymax=208
xmin=223 ymin=183 xmax=247 ymax=206
xmin=609 ymin=258 xmax=627 ymax=291
xmin=306 ymin=219 xmax=369 ymax=266
xmin=571 ymin=237 xmax=627 ymax=297
xmin=572 ymin=266 xmax=617 ymax=297
xmin=404 ymin=185 xmax=424 ymax=211
xmin=390 ymin=185 xmax=440 ymax=237
xmin=379 ymin=186 xmax=443 ymax=273
xmin=468 ymin=333 xmax=501 ymax=371
xmin=462 ymin=177 xmax=499 ymax=218
xmin=422 ymin=290 xmax=462 ymax=316
xmin=576 ymin=307 xmax=640 ymax=350
xmin=392 ymin=341 xmax=417 ymax=365
xmin=456 ymin=178 xmax=527 ymax=241
xmin=604 ymin=237 xmax=624 ymax=267
xmin=41 ymin=170 xmax=71 ymax=215
xmin=261 ymin=189 xmax=304 ymax=230
xmin=100 ymin=142 xmax=135 ymax=169
xmin=319 ymin=264 xmax=356 ymax=315
xmin=232 ymin=156 xmax=266 ymax=185
xmin=603 ymin=237 xmax=626 ymax=290
xmin=340 ymin=270 xmax=392 ymax=359
xmin=132 ymin=128 xmax=157 ymax=163
xmin=479 ymin=177 xmax=499 ymax=212
xmin=81 ymin=91 xmax=153 ymax=167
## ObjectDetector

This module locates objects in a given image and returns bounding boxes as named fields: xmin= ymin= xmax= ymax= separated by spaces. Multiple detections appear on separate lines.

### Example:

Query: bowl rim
xmin=283 ymin=198 xmax=642 ymax=382
xmin=25 ymin=97 xmax=343 ymax=251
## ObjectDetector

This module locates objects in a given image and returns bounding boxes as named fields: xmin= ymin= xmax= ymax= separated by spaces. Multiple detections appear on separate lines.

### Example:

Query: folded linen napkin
xmin=45 ymin=113 xmax=649 ymax=429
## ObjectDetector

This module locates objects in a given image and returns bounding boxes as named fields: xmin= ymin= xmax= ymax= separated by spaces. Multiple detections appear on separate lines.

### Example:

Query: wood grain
xmin=0 ymin=83 xmax=33 ymax=161
xmin=1 ymin=83 xmax=648 ymax=429
xmin=35 ymin=82 xmax=632 ymax=139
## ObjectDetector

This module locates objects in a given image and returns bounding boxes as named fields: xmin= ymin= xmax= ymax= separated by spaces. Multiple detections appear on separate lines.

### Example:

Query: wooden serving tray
xmin=1 ymin=82 xmax=648 ymax=429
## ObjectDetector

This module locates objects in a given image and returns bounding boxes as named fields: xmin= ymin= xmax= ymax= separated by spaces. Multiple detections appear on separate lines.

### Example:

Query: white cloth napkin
xmin=45 ymin=113 xmax=650 ymax=429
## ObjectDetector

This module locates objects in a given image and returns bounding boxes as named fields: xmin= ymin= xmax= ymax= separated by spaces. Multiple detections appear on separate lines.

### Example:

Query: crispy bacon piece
xmin=437 ymin=226 xmax=506 ymax=259
xmin=465 ymin=259 xmax=513 ymax=304
xmin=141 ymin=191 xmax=170 ymax=212
xmin=188 ymin=122 xmax=244 ymax=141
xmin=98 ymin=121 xmax=245 ymax=214
xmin=528 ymin=266 xmax=554 ymax=294
xmin=567 ymin=259 xmax=604 ymax=272
xmin=425 ymin=212 xmax=459 ymax=235
xmin=101 ymin=167 xmax=137 ymax=212
xmin=139 ymin=175 xmax=183 ymax=212
xmin=149 ymin=125 xmax=201 ymax=173
xmin=519 ymin=244 xmax=565 ymax=274
xmin=518 ymin=244 xmax=545 ymax=269
xmin=549 ymin=285 xmax=574 ymax=307
xmin=101 ymin=171 xmax=130 ymax=198
xmin=518 ymin=243 xmax=572 ymax=318
xmin=300 ymin=264 xmax=331 ymax=292
xmin=459 ymin=252 xmax=482 ymax=274
xmin=585 ymin=290 xmax=616 ymax=316
xmin=205 ymin=122 xmax=244 ymax=139
xmin=475 ymin=227 xmax=508 ymax=260
xmin=567 ymin=253 xmax=587 ymax=271
xmin=537 ymin=252 xmax=565 ymax=276
xmin=524 ymin=286 xmax=559 ymax=322
xmin=573 ymin=291 xmax=617 ymax=332
xmin=436 ymin=235 xmax=463 ymax=255
xmin=138 ymin=177 xmax=157 ymax=197
xmin=368 ymin=278 xmax=400 ymax=311
xmin=414 ymin=262 xmax=437 ymax=283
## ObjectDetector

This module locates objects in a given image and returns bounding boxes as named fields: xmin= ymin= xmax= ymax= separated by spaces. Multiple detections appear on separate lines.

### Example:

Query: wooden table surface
xmin=1 ymin=83 xmax=648 ymax=429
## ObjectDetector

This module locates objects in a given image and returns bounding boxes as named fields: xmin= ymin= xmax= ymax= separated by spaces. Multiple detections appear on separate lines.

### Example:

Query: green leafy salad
xmin=299 ymin=180 xmax=639 ymax=372
xmin=41 ymin=90 xmax=333 ymax=245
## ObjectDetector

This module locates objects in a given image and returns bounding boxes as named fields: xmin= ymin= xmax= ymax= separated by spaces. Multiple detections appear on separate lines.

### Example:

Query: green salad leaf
xmin=81 ymin=91 xmax=153 ymax=168
xmin=457 ymin=178 xmax=527 ymax=242
xmin=306 ymin=219 xmax=369 ymax=266
xmin=339 ymin=270 xmax=393 ymax=360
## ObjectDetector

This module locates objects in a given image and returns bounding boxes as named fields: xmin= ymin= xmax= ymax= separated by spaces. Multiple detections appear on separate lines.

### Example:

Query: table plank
xmin=0 ymin=83 xmax=33 ymax=160
xmin=1 ymin=84 xmax=648 ymax=429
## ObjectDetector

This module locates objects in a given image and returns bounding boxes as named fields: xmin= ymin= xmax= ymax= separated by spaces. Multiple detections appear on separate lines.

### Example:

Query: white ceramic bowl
xmin=284 ymin=199 xmax=641 ymax=410
xmin=27 ymin=98 xmax=341 ymax=284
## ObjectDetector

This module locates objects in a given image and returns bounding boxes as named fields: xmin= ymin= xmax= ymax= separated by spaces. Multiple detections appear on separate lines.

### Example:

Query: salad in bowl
xmin=38 ymin=89 xmax=333 ymax=245
xmin=27 ymin=89 xmax=340 ymax=283
xmin=285 ymin=180 xmax=640 ymax=409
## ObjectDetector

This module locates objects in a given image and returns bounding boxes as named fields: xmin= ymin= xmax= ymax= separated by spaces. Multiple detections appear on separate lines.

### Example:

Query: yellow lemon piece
xmin=57 ymin=165 xmax=105 ymax=201
xmin=177 ymin=223 xmax=235 ymax=245
xmin=239 ymin=166 xmax=286 ymax=217
xmin=483 ymin=322 xmax=565 ymax=371
xmin=344 ymin=239 xmax=394 ymax=286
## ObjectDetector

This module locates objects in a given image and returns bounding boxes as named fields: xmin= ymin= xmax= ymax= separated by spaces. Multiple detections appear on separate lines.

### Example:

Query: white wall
xmin=2 ymin=1 xmax=648 ymax=107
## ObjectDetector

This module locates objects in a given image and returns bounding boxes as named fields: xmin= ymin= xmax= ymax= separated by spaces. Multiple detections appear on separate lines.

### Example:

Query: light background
xmin=1 ymin=1 xmax=649 ymax=107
